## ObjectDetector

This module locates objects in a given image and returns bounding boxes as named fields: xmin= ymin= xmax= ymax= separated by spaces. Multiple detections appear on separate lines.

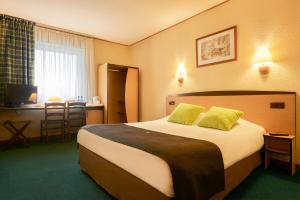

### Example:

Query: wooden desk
xmin=0 ymin=104 xmax=104 ymax=111
xmin=0 ymin=104 xmax=104 ymax=142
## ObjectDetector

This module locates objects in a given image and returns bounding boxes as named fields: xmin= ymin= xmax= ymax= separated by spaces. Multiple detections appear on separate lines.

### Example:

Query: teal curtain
xmin=0 ymin=14 xmax=35 ymax=105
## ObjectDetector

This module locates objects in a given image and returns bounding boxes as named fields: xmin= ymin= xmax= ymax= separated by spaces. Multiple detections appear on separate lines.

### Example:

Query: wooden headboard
xmin=166 ymin=91 xmax=296 ymax=135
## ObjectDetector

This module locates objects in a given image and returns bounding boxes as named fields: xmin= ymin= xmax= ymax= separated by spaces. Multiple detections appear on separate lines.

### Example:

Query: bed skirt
xmin=78 ymin=144 xmax=261 ymax=200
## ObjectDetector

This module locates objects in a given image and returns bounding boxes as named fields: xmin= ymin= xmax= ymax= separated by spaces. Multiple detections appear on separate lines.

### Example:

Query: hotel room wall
xmin=93 ymin=39 xmax=130 ymax=96
xmin=129 ymin=0 xmax=300 ymax=164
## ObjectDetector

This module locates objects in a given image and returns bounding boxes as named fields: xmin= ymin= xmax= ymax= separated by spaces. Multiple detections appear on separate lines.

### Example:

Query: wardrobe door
xmin=125 ymin=68 xmax=138 ymax=122
xmin=98 ymin=64 xmax=108 ymax=123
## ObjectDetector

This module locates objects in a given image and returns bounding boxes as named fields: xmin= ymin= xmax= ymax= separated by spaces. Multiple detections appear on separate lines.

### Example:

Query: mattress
xmin=77 ymin=116 xmax=265 ymax=197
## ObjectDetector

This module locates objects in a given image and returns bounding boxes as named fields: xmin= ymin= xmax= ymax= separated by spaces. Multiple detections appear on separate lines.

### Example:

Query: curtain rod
xmin=36 ymin=23 xmax=127 ymax=46
xmin=36 ymin=24 xmax=97 ymax=39
xmin=1 ymin=13 xmax=127 ymax=45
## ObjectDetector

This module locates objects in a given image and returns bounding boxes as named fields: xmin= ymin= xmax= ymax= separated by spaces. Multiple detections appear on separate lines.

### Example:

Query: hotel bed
xmin=78 ymin=116 xmax=265 ymax=199
xmin=77 ymin=91 xmax=296 ymax=200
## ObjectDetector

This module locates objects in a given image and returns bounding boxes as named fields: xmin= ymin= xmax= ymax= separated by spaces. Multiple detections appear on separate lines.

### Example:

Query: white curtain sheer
xmin=34 ymin=27 xmax=95 ymax=103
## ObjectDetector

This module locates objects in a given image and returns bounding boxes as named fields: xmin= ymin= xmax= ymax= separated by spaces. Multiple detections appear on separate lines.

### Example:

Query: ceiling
xmin=0 ymin=0 xmax=227 ymax=45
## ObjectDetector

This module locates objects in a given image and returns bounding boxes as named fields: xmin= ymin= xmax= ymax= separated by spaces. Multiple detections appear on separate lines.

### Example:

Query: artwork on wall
xmin=196 ymin=26 xmax=237 ymax=67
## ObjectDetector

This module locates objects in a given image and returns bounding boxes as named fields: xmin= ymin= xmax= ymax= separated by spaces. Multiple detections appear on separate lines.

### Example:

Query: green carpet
xmin=0 ymin=140 xmax=299 ymax=200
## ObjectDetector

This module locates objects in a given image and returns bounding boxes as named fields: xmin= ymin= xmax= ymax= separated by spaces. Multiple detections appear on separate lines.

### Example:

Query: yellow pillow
xmin=198 ymin=106 xmax=244 ymax=131
xmin=168 ymin=103 xmax=205 ymax=125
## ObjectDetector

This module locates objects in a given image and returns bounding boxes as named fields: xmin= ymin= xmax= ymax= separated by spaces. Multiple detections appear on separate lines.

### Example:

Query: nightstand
xmin=264 ymin=133 xmax=295 ymax=176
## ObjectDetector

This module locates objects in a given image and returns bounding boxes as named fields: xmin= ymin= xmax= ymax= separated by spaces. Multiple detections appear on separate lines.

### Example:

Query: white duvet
xmin=77 ymin=117 xmax=265 ymax=197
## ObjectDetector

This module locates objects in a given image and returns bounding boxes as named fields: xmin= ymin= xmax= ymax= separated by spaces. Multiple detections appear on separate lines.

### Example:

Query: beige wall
xmin=94 ymin=39 xmax=129 ymax=66
xmin=129 ymin=0 xmax=300 ymax=164
xmin=93 ymin=39 xmax=130 ymax=93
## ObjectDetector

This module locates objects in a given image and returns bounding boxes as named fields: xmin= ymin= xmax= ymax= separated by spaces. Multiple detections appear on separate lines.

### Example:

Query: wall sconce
xmin=254 ymin=47 xmax=272 ymax=74
xmin=176 ymin=63 xmax=186 ymax=83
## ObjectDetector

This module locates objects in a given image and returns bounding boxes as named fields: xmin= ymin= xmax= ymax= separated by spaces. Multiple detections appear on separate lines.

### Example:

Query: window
xmin=34 ymin=41 xmax=88 ymax=103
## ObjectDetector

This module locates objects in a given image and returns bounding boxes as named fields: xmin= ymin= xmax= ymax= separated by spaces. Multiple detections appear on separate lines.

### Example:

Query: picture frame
xmin=196 ymin=26 xmax=237 ymax=67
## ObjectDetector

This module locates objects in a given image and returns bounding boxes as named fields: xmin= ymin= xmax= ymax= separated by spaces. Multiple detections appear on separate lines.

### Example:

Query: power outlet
xmin=270 ymin=102 xmax=285 ymax=109
xmin=169 ymin=101 xmax=175 ymax=105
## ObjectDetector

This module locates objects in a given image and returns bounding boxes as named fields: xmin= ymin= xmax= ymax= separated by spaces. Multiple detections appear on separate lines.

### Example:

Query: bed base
xmin=78 ymin=144 xmax=261 ymax=200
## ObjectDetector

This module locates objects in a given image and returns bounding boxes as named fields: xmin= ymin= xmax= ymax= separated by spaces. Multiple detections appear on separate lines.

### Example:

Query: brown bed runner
xmin=82 ymin=124 xmax=224 ymax=200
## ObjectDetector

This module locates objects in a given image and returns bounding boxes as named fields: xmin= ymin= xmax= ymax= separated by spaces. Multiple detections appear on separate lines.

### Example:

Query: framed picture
xmin=196 ymin=26 xmax=237 ymax=67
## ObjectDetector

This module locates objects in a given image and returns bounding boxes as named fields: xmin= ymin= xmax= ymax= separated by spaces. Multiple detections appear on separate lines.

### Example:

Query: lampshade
xmin=254 ymin=47 xmax=273 ymax=74
xmin=28 ymin=93 xmax=37 ymax=103
xmin=176 ymin=63 xmax=186 ymax=83
xmin=254 ymin=47 xmax=272 ymax=64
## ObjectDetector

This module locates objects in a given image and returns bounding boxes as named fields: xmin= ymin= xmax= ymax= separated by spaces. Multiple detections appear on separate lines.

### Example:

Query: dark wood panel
xmin=168 ymin=91 xmax=296 ymax=97
xmin=270 ymin=159 xmax=300 ymax=172
xmin=0 ymin=105 xmax=104 ymax=111
xmin=107 ymin=63 xmax=139 ymax=70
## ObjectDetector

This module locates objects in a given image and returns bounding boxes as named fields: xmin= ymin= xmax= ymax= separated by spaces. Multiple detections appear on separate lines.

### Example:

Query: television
xmin=5 ymin=84 xmax=38 ymax=107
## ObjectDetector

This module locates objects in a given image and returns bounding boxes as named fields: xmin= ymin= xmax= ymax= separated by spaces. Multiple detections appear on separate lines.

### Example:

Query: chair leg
xmin=67 ymin=123 xmax=70 ymax=139
xmin=45 ymin=128 xmax=48 ymax=143
xmin=65 ymin=125 xmax=67 ymax=140
xmin=68 ymin=125 xmax=73 ymax=139
xmin=40 ymin=122 xmax=43 ymax=142
xmin=61 ymin=123 xmax=65 ymax=142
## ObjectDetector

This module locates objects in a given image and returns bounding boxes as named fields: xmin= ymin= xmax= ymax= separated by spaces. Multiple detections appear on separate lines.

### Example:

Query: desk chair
xmin=65 ymin=102 xmax=86 ymax=138
xmin=40 ymin=102 xmax=66 ymax=143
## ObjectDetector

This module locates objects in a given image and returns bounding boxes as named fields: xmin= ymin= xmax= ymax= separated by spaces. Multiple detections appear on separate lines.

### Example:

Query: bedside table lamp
xmin=254 ymin=47 xmax=272 ymax=74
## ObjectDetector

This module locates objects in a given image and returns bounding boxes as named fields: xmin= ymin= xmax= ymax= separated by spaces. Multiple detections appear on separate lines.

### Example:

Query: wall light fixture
xmin=176 ymin=63 xmax=186 ymax=83
xmin=254 ymin=47 xmax=272 ymax=74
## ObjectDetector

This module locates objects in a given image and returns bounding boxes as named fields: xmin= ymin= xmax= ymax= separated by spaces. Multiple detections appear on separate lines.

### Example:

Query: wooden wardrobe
xmin=98 ymin=63 xmax=139 ymax=124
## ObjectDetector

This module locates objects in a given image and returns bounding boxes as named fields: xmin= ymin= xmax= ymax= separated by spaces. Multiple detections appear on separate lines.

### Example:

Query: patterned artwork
xmin=201 ymin=34 xmax=230 ymax=61
xmin=196 ymin=26 xmax=236 ymax=67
